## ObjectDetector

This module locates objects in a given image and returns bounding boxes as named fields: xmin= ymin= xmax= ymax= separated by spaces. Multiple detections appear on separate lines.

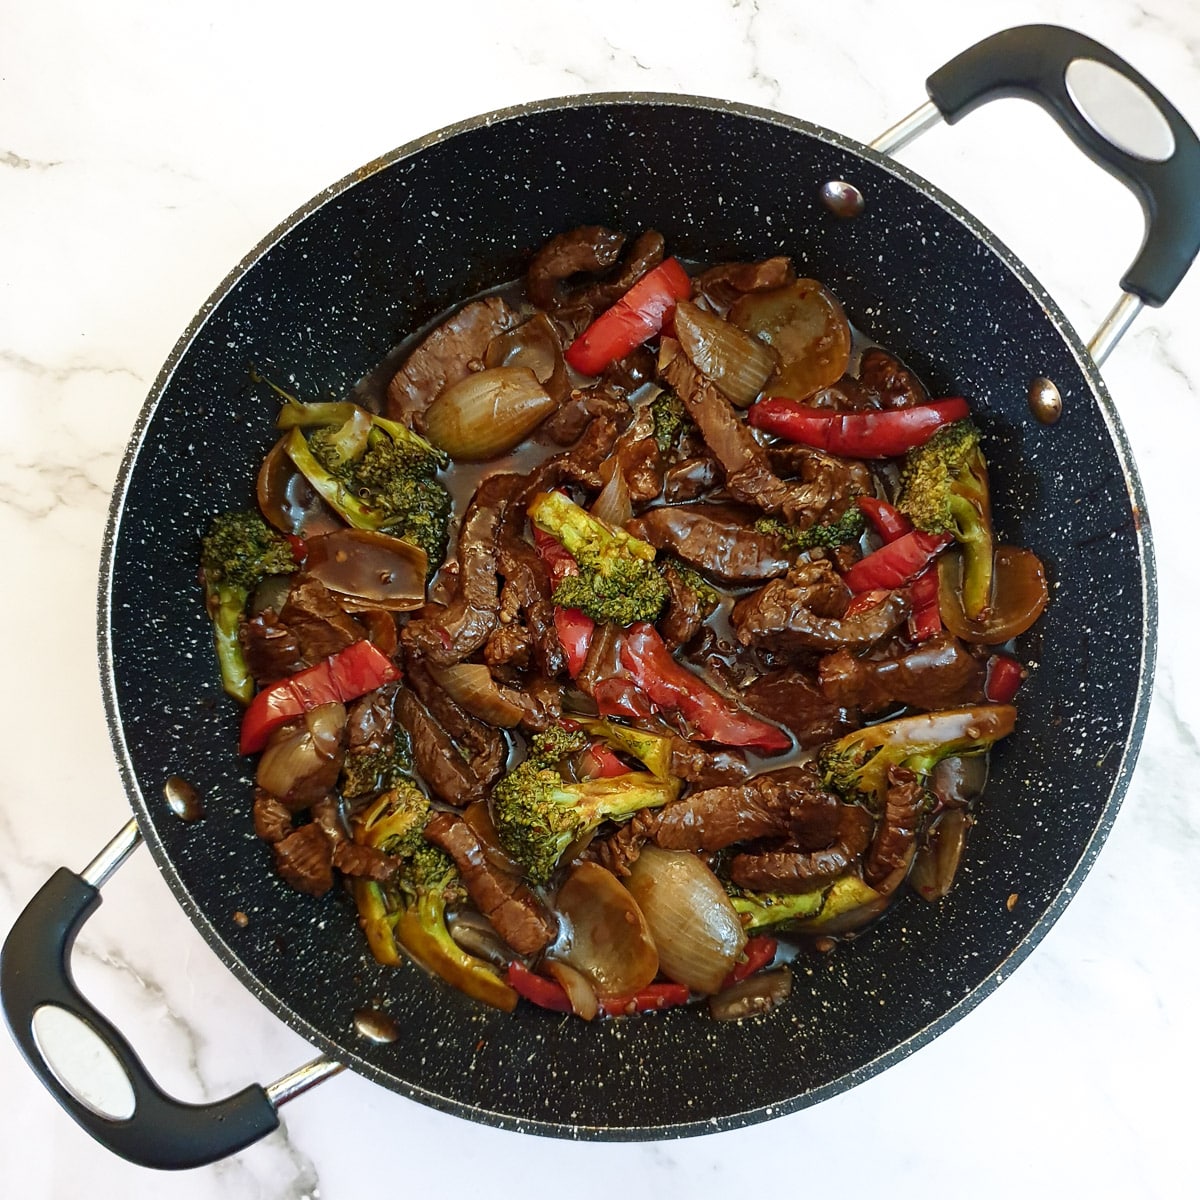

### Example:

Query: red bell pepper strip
xmin=533 ymin=524 xmax=595 ymax=678
xmin=565 ymin=258 xmax=692 ymax=376
xmin=843 ymin=588 xmax=891 ymax=618
xmin=597 ymin=982 xmax=691 ymax=1016
xmin=722 ymin=936 xmax=778 ymax=988
xmin=748 ymin=397 xmax=970 ymax=458
xmin=841 ymin=530 xmax=953 ymax=594
xmin=620 ymin=623 xmax=792 ymax=754
xmin=506 ymin=962 xmax=573 ymax=1013
xmin=240 ymin=639 xmax=400 ymax=754
xmin=857 ymin=496 xmax=913 ymax=543
xmin=985 ymin=655 xmax=1026 ymax=703
xmin=908 ymin=568 xmax=942 ymax=643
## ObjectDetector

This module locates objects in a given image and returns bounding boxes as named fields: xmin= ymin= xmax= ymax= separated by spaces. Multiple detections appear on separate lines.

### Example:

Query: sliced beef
xmin=539 ymin=386 xmax=632 ymax=446
xmin=279 ymin=575 xmax=364 ymax=663
xmin=485 ymin=623 xmax=532 ymax=670
xmin=662 ymin=455 xmax=720 ymax=504
xmin=394 ymin=686 xmax=491 ymax=807
xmin=732 ymin=560 xmax=910 ymax=653
xmin=310 ymin=796 xmax=347 ymax=847
xmin=252 ymin=790 xmax=293 ymax=843
xmin=507 ymin=674 xmax=565 ymax=732
xmin=425 ymin=813 xmax=557 ymax=955
xmin=272 ymin=823 xmax=335 ymax=896
xmin=554 ymin=414 xmax=626 ymax=489
xmin=239 ymin=612 xmax=306 ymax=686
xmin=728 ymin=804 xmax=874 ymax=893
xmin=659 ymin=561 xmax=709 ymax=650
xmin=819 ymin=634 xmax=986 ymax=713
xmin=666 ymin=739 xmax=752 ymax=789
xmin=332 ymin=841 xmax=400 ymax=882
xmin=857 ymin=348 xmax=929 ymax=410
xmin=526 ymin=226 xmax=627 ymax=311
xmin=550 ymin=230 xmax=667 ymax=339
xmin=629 ymin=504 xmax=790 ymax=584
xmin=694 ymin=257 xmax=796 ymax=312
xmin=386 ymin=295 xmax=520 ymax=424
xmin=803 ymin=376 xmax=879 ymax=412
xmin=864 ymin=766 xmax=926 ymax=887
xmin=346 ymin=685 xmax=397 ymax=752
xmin=590 ymin=809 xmax=663 ymax=877
xmin=764 ymin=445 xmax=873 ymax=522
xmin=742 ymin=667 xmax=858 ymax=749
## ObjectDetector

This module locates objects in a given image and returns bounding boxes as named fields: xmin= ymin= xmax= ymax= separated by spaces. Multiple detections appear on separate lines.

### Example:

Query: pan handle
xmin=0 ymin=818 xmax=341 ymax=1169
xmin=915 ymin=24 xmax=1200 ymax=311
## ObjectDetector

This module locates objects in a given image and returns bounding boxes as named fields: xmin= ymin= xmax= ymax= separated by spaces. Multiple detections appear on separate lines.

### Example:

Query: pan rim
xmin=96 ymin=90 xmax=1157 ymax=1139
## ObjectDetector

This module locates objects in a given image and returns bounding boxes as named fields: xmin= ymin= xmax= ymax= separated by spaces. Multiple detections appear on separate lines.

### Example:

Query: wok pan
xmin=4 ymin=25 xmax=1198 ymax=1167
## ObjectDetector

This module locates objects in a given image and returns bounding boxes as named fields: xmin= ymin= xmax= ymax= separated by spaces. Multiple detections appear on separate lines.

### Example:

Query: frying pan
xmin=4 ymin=25 xmax=1198 ymax=1168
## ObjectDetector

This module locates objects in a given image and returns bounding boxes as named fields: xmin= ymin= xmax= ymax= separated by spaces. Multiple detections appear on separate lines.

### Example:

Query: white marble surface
xmin=2 ymin=0 xmax=1198 ymax=1195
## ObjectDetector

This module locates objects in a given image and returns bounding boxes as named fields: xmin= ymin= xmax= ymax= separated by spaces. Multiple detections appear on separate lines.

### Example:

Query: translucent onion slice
xmin=423 ymin=366 xmax=557 ymax=461
xmin=302 ymin=528 xmax=427 ymax=612
xmin=256 ymin=435 xmax=343 ymax=537
xmin=624 ymin=847 xmax=746 ymax=995
xmin=910 ymin=809 xmax=972 ymax=902
xmin=590 ymin=466 xmax=634 ymax=529
xmin=431 ymin=663 xmax=524 ymax=728
xmin=555 ymin=861 xmax=659 ymax=998
xmin=938 ymin=544 xmax=1049 ymax=644
xmin=484 ymin=312 xmax=569 ymax=402
xmin=674 ymin=299 xmax=778 ymax=407
xmin=545 ymin=959 xmax=599 ymax=1020
xmin=708 ymin=968 xmax=792 ymax=1021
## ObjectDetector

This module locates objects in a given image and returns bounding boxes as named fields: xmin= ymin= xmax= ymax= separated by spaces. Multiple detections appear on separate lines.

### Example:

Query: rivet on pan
xmin=163 ymin=775 xmax=204 ymax=821
xmin=1028 ymin=377 xmax=1063 ymax=425
xmin=819 ymin=180 xmax=865 ymax=218
xmin=353 ymin=1008 xmax=400 ymax=1044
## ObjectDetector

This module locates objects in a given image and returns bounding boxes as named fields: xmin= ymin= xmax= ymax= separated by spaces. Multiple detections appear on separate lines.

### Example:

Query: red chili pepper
xmin=597 ymin=983 xmax=691 ymax=1016
xmin=908 ymin=568 xmax=942 ymax=643
xmin=565 ymin=258 xmax=692 ymax=375
xmin=284 ymin=533 xmax=308 ymax=564
xmin=239 ymin=639 xmax=400 ymax=754
xmin=505 ymin=962 xmax=573 ymax=1013
xmin=722 ymin=936 xmax=778 ymax=988
xmin=620 ymin=623 xmax=791 ymax=754
xmin=985 ymin=655 xmax=1026 ymax=703
xmin=748 ymin=397 xmax=970 ymax=458
xmin=533 ymin=524 xmax=595 ymax=677
xmin=857 ymin=496 xmax=913 ymax=543
xmin=843 ymin=589 xmax=891 ymax=618
xmin=841 ymin=530 xmax=953 ymax=593
xmin=579 ymin=742 xmax=630 ymax=779
xmin=592 ymin=675 xmax=658 ymax=720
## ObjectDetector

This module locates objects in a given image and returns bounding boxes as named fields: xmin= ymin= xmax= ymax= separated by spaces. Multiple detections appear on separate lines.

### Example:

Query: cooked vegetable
xmin=938 ymin=544 xmax=1049 ymax=644
xmin=528 ymin=490 xmax=670 ymax=626
xmin=422 ymin=366 xmax=558 ymax=461
xmin=302 ymin=527 xmax=427 ymax=610
xmin=200 ymin=510 xmax=298 ymax=702
xmin=898 ymin=419 xmax=993 ymax=619
xmin=984 ymin=655 xmax=1026 ymax=703
xmin=857 ymin=495 xmax=913 ymax=543
xmin=673 ymin=299 xmax=777 ymax=407
xmin=841 ymin=530 xmax=952 ymax=593
xmin=755 ymin=502 xmax=866 ymax=554
xmin=749 ymin=397 xmax=970 ymax=457
xmin=650 ymin=388 xmax=692 ymax=452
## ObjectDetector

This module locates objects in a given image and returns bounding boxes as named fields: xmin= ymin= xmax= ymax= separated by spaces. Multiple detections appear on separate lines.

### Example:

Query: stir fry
xmin=199 ymin=227 xmax=1048 ymax=1021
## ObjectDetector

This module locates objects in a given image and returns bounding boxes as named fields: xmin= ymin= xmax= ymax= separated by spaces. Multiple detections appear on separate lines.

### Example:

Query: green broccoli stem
xmin=282 ymin=427 xmax=388 ymax=529
xmin=949 ymin=492 xmax=993 ymax=619
xmin=207 ymin=585 xmax=253 ymax=702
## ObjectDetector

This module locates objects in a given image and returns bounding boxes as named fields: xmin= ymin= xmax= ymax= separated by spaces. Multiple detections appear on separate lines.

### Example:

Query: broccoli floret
xmin=199 ymin=510 xmax=296 ymax=702
xmin=491 ymin=756 xmax=680 ymax=885
xmin=279 ymin=401 xmax=452 ymax=571
xmin=339 ymin=731 xmax=413 ymax=800
xmin=527 ymin=490 xmax=669 ymax=626
xmin=755 ymin=502 xmax=866 ymax=553
xmin=524 ymin=725 xmax=590 ymax=770
xmin=351 ymin=785 xmax=515 ymax=1011
xmin=659 ymin=558 xmax=720 ymax=617
xmin=726 ymin=875 xmax=881 ymax=933
xmin=650 ymin=389 xmax=692 ymax=452
xmin=818 ymin=705 xmax=1016 ymax=810
xmin=897 ymin=419 xmax=993 ymax=618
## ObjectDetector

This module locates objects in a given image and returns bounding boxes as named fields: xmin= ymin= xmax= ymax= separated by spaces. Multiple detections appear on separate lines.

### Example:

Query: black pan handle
xmin=925 ymin=24 xmax=1200 ymax=307
xmin=0 ymin=826 xmax=281 ymax=1169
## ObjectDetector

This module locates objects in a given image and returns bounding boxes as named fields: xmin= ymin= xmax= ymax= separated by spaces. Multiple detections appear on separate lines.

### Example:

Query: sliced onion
xmin=624 ymin=847 xmax=746 ymax=995
xmin=485 ymin=312 xmax=569 ymax=402
xmin=545 ymin=959 xmax=599 ymax=1020
xmin=938 ymin=544 xmax=1049 ymax=644
xmin=303 ymin=528 xmax=427 ymax=611
xmin=708 ymin=968 xmax=792 ymax=1021
xmin=256 ymin=702 xmax=346 ymax=810
xmin=423 ymin=366 xmax=557 ymax=461
xmin=910 ymin=809 xmax=972 ymax=902
xmin=674 ymin=299 xmax=778 ymax=407
xmin=449 ymin=912 xmax=511 ymax=967
xmin=463 ymin=801 xmax=524 ymax=873
xmin=555 ymin=861 xmax=659 ymax=997
xmin=256 ymin=435 xmax=343 ymax=537
xmin=590 ymin=466 xmax=633 ymax=529
xmin=431 ymin=663 xmax=523 ymax=728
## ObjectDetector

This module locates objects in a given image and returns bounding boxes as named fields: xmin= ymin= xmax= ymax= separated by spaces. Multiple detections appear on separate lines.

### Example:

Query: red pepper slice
xmin=565 ymin=258 xmax=692 ymax=376
xmin=620 ymin=623 xmax=791 ymax=754
xmin=506 ymin=962 xmax=573 ymax=1013
xmin=722 ymin=936 xmax=778 ymax=988
xmin=239 ymin=639 xmax=400 ymax=754
xmin=284 ymin=533 xmax=308 ymax=564
xmin=579 ymin=742 xmax=631 ymax=779
xmin=985 ymin=654 xmax=1026 ymax=703
xmin=533 ymin=524 xmax=595 ymax=678
xmin=843 ymin=588 xmax=891 ymax=618
xmin=841 ymin=530 xmax=953 ymax=594
xmin=748 ymin=397 xmax=970 ymax=458
xmin=857 ymin=496 xmax=913 ymax=543
xmin=908 ymin=568 xmax=942 ymax=643
xmin=597 ymin=982 xmax=691 ymax=1016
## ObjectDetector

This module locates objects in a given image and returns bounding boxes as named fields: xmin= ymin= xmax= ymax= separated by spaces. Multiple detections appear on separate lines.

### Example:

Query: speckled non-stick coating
xmin=100 ymin=96 xmax=1153 ymax=1138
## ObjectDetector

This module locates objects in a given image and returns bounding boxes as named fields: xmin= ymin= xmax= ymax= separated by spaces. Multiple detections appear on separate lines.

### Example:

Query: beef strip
xmin=402 ymin=473 xmax=518 ymax=666
xmin=803 ymin=376 xmax=879 ymax=412
xmin=552 ymin=230 xmax=667 ymax=338
xmin=253 ymin=789 xmax=293 ymax=843
xmin=666 ymin=739 xmax=752 ymax=789
xmin=239 ymin=611 xmax=306 ymax=686
xmin=425 ymin=813 xmax=557 ymax=955
xmin=539 ymin=386 xmax=632 ymax=446
xmin=279 ymin=575 xmax=364 ymax=663
xmin=728 ymin=804 xmax=874 ymax=893
xmin=553 ymin=413 xmax=626 ymax=489
xmin=765 ymin=444 xmax=874 ymax=521
xmin=694 ymin=257 xmax=796 ymax=313
xmin=819 ymin=633 xmax=986 ymax=713
xmin=485 ymin=622 xmax=532 ymax=670
xmin=507 ymin=674 xmax=565 ymax=732
xmin=590 ymin=809 xmax=663 ymax=877
xmin=526 ymin=226 xmax=627 ymax=311
xmin=386 ymin=295 xmax=521 ymax=424
xmin=310 ymin=796 xmax=347 ymax=847
xmin=863 ymin=766 xmax=926 ymax=887
xmin=346 ymin=684 xmax=397 ymax=752
xmin=741 ymin=667 xmax=858 ymax=749
xmin=662 ymin=455 xmax=720 ymax=504
xmin=629 ymin=504 xmax=790 ymax=584
xmin=732 ymin=560 xmax=910 ymax=653
xmin=659 ymin=561 xmax=708 ymax=650
xmin=857 ymin=348 xmax=929 ymax=410
xmin=393 ymin=686 xmax=491 ymax=807
xmin=272 ymin=823 xmax=335 ymax=896
xmin=332 ymin=841 xmax=400 ymax=881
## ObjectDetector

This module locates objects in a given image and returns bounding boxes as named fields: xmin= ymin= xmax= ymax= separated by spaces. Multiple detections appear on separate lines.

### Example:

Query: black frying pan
xmin=4 ymin=26 xmax=1198 ymax=1168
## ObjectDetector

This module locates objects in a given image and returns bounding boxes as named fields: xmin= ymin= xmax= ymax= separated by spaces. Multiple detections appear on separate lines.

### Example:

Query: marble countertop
xmin=3 ymin=1 xmax=1198 ymax=1195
